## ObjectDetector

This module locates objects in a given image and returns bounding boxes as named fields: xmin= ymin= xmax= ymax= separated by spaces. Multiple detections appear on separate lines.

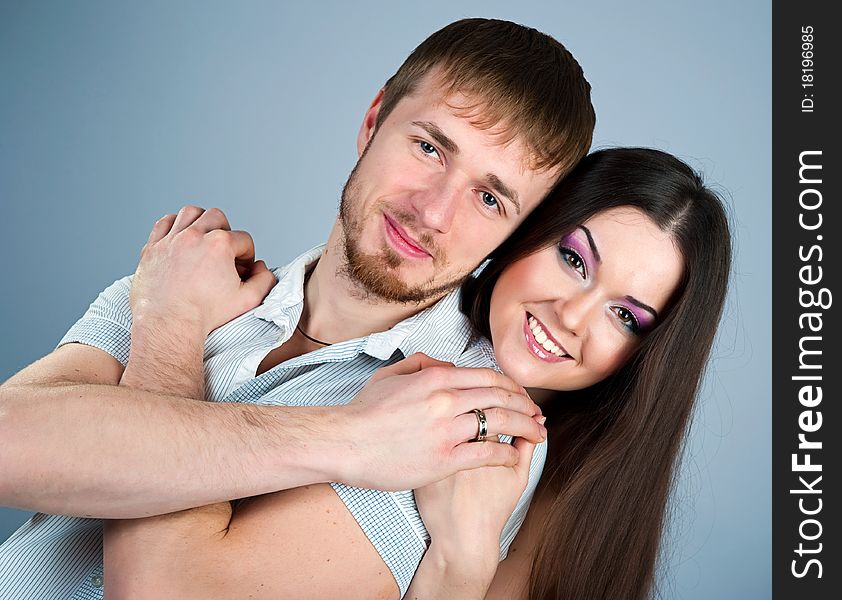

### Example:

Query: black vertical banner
xmin=773 ymin=1 xmax=840 ymax=598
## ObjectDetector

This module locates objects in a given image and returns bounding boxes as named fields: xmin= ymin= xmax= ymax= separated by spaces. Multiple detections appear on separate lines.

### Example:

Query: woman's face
xmin=489 ymin=206 xmax=684 ymax=391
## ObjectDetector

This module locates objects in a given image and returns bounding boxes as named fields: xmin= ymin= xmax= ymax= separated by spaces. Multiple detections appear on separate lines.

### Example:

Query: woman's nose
xmin=557 ymin=290 xmax=600 ymax=337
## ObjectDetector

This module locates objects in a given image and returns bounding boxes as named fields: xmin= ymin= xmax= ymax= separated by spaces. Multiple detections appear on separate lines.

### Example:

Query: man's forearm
xmin=0 ymin=381 xmax=344 ymax=518
xmin=120 ymin=312 xmax=206 ymax=401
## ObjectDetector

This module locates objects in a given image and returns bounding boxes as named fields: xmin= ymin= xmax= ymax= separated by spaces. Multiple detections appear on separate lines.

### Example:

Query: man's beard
xmin=338 ymin=157 xmax=469 ymax=304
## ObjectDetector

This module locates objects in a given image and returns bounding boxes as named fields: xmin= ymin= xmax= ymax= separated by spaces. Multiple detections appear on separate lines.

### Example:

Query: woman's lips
xmin=383 ymin=214 xmax=431 ymax=259
xmin=522 ymin=312 xmax=571 ymax=364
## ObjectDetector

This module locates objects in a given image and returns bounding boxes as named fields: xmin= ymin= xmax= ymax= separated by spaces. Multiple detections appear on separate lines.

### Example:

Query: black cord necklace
xmin=295 ymin=323 xmax=332 ymax=346
xmin=296 ymin=267 xmax=333 ymax=346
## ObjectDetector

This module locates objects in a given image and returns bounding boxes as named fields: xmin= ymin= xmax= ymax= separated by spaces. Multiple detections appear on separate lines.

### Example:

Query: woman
xmin=406 ymin=147 xmax=731 ymax=599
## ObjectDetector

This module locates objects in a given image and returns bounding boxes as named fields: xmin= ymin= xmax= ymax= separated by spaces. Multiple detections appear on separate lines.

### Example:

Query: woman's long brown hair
xmin=461 ymin=148 xmax=732 ymax=599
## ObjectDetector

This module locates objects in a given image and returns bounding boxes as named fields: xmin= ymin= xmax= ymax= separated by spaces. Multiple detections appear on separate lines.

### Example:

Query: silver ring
xmin=471 ymin=408 xmax=488 ymax=442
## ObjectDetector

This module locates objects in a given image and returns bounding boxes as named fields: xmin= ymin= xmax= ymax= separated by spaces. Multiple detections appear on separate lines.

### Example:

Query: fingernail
xmin=537 ymin=416 xmax=547 ymax=425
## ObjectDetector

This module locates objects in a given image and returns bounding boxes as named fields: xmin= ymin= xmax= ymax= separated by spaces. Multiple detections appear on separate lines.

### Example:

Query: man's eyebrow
xmin=625 ymin=295 xmax=659 ymax=320
xmin=411 ymin=121 xmax=459 ymax=154
xmin=412 ymin=121 xmax=520 ymax=216
xmin=577 ymin=225 xmax=601 ymax=262
xmin=485 ymin=173 xmax=521 ymax=215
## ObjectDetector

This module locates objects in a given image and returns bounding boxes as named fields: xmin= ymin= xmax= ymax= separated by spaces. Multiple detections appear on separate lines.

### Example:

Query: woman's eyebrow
xmin=578 ymin=225 xmax=601 ymax=262
xmin=625 ymin=295 xmax=658 ymax=319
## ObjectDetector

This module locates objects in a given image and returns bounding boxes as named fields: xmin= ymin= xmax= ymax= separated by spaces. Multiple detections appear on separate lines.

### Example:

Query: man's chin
xmin=346 ymin=258 xmax=432 ymax=303
xmin=343 ymin=248 xmax=462 ymax=304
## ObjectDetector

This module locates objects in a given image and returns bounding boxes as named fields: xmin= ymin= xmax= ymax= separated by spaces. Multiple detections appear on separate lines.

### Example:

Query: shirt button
xmin=90 ymin=574 xmax=103 ymax=588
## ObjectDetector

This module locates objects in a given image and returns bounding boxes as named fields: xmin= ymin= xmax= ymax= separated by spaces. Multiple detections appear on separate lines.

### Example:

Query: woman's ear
xmin=356 ymin=89 xmax=385 ymax=156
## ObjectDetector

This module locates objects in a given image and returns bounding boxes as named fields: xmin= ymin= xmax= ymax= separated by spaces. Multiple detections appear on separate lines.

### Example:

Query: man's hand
xmin=338 ymin=353 xmax=547 ymax=491
xmin=130 ymin=205 xmax=277 ymax=337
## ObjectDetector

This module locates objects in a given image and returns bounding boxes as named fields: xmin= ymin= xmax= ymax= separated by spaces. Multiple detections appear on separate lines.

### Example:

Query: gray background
xmin=0 ymin=1 xmax=770 ymax=597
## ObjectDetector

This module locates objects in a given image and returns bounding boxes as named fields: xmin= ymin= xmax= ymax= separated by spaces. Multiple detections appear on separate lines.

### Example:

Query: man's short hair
xmin=376 ymin=18 xmax=596 ymax=179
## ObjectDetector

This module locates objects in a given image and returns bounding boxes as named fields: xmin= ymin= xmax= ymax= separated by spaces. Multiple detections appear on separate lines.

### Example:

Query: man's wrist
xmin=123 ymin=313 xmax=206 ymax=399
xmin=249 ymin=404 xmax=350 ymax=487
xmin=131 ymin=296 xmax=208 ymax=336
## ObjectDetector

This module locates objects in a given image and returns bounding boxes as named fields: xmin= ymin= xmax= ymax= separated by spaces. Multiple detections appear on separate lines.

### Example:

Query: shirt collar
xmin=251 ymin=244 xmax=324 ymax=335
xmin=370 ymin=289 xmax=474 ymax=362
xmin=253 ymin=243 xmax=475 ymax=362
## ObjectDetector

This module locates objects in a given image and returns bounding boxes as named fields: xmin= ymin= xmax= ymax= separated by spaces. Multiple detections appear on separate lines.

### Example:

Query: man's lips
xmin=383 ymin=214 xmax=431 ymax=258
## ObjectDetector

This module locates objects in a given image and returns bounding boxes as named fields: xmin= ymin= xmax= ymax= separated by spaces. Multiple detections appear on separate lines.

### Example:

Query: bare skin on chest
xmin=255 ymin=333 xmax=319 ymax=377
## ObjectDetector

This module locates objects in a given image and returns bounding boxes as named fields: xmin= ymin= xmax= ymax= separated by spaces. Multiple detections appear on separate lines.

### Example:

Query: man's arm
xmin=0 ymin=342 xmax=343 ymax=518
xmin=105 ymin=296 xmax=399 ymax=597
xmin=0 ymin=206 xmax=545 ymax=518
xmin=105 ymin=484 xmax=399 ymax=599
xmin=0 ymin=342 xmax=542 ymax=519
xmin=103 ymin=467 xmax=541 ymax=600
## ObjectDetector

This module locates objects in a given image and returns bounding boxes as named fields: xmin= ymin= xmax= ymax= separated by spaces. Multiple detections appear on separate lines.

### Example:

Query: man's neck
xmin=299 ymin=220 xmax=444 ymax=344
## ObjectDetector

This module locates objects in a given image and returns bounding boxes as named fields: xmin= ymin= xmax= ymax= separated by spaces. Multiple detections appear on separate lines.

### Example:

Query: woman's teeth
xmin=528 ymin=316 xmax=568 ymax=358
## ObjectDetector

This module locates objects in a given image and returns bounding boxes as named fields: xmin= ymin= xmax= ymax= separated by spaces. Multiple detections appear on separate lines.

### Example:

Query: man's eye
xmin=419 ymin=141 xmax=439 ymax=158
xmin=480 ymin=191 xmax=500 ymax=212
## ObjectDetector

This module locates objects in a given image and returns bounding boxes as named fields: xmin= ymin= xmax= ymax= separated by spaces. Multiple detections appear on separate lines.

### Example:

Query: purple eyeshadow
xmin=561 ymin=228 xmax=659 ymax=333
xmin=560 ymin=232 xmax=593 ymax=273
xmin=627 ymin=305 xmax=655 ymax=330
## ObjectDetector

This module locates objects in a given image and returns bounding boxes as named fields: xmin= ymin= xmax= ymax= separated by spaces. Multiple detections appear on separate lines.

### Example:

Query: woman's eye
xmin=612 ymin=306 xmax=641 ymax=335
xmin=559 ymin=247 xmax=586 ymax=279
xmin=418 ymin=141 xmax=439 ymax=159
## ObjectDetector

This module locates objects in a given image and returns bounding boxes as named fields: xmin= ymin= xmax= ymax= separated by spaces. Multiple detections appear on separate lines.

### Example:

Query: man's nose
xmin=409 ymin=178 xmax=461 ymax=234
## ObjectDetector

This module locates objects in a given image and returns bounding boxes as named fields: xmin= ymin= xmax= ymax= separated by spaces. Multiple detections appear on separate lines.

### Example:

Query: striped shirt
xmin=0 ymin=244 xmax=547 ymax=599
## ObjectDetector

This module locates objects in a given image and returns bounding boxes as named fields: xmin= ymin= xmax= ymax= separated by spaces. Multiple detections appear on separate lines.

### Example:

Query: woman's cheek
xmin=592 ymin=337 xmax=636 ymax=381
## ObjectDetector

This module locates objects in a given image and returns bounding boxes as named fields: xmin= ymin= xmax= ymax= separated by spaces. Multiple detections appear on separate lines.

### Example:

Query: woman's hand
xmin=407 ymin=436 xmax=538 ymax=599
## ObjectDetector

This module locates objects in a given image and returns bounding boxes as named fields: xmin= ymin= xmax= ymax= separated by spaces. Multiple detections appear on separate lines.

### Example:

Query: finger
xmin=382 ymin=352 xmax=454 ymax=377
xmin=225 ymin=230 xmax=257 ymax=263
xmin=171 ymin=205 xmax=206 ymax=234
xmin=428 ymin=366 xmax=530 ymax=402
xmin=240 ymin=260 xmax=277 ymax=304
xmin=147 ymin=214 xmax=176 ymax=245
xmin=450 ymin=385 xmax=541 ymax=420
xmin=368 ymin=356 xmax=419 ymax=384
xmin=450 ymin=439 xmax=519 ymax=470
xmin=191 ymin=207 xmax=232 ymax=233
xmin=453 ymin=405 xmax=546 ymax=444
xmin=511 ymin=437 xmax=537 ymax=481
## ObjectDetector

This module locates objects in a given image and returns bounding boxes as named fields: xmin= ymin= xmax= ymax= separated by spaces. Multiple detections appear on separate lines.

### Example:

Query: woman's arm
xmin=405 ymin=436 xmax=539 ymax=599
xmin=405 ymin=541 xmax=498 ymax=600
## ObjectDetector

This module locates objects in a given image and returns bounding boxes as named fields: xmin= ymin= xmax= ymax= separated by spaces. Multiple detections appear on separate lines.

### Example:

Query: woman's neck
xmin=525 ymin=387 xmax=557 ymax=408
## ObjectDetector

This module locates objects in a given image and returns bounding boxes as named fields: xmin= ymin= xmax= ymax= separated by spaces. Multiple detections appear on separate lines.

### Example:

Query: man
xmin=0 ymin=18 xmax=594 ymax=598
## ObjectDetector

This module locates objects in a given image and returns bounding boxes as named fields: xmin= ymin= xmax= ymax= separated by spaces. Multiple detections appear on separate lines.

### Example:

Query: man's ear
xmin=357 ymin=89 xmax=385 ymax=156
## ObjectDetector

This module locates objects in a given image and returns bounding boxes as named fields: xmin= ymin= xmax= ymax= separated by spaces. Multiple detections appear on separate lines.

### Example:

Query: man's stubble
xmin=337 ymin=147 xmax=471 ymax=305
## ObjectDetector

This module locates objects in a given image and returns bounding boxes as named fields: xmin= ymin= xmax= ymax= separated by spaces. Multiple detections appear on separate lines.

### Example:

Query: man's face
xmin=339 ymin=74 xmax=560 ymax=304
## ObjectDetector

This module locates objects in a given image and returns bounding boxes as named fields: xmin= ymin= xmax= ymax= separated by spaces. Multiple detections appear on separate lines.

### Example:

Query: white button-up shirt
xmin=0 ymin=244 xmax=547 ymax=599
